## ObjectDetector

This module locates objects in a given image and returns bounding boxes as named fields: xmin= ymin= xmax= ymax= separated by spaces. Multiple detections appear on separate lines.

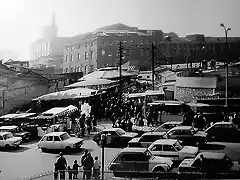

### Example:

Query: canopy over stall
xmin=32 ymin=88 xmax=100 ymax=101
xmin=33 ymin=105 xmax=78 ymax=120
xmin=127 ymin=90 xmax=165 ymax=98
xmin=66 ymin=79 xmax=116 ymax=88
xmin=12 ymin=113 xmax=37 ymax=119
xmin=148 ymin=100 xmax=184 ymax=106
xmin=79 ymin=68 xmax=135 ymax=81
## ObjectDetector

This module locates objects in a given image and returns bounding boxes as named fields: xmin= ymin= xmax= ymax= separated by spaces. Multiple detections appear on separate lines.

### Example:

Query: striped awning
xmin=32 ymin=105 xmax=78 ymax=120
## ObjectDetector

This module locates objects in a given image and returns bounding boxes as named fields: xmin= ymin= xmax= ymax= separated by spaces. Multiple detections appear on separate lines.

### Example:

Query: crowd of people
xmin=54 ymin=150 xmax=101 ymax=180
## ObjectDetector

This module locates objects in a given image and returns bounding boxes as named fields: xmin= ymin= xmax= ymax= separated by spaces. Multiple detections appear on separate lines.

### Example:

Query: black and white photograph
xmin=0 ymin=0 xmax=239 ymax=179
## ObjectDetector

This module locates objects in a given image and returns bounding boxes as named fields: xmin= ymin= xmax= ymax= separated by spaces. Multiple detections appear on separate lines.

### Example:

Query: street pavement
xmin=0 ymin=121 xmax=122 ymax=180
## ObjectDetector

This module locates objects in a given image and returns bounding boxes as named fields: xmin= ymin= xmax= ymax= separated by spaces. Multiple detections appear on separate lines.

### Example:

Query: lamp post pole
xmin=101 ymin=134 xmax=106 ymax=180
xmin=220 ymin=23 xmax=231 ymax=107
xmin=119 ymin=41 xmax=123 ymax=101
xmin=151 ymin=42 xmax=155 ymax=90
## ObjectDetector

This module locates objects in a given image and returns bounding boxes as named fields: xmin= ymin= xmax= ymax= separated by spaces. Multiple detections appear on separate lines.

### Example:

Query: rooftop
xmin=143 ymin=132 xmax=166 ymax=136
xmin=0 ymin=125 xmax=18 ymax=130
xmin=170 ymin=126 xmax=193 ymax=131
xmin=196 ymin=152 xmax=226 ymax=159
xmin=44 ymin=132 xmax=67 ymax=136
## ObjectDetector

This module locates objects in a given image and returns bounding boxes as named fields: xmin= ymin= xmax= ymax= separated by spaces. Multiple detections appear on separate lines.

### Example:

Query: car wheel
xmin=5 ymin=144 xmax=10 ymax=149
xmin=65 ymin=146 xmax=71 ymax=152
xmin=153 ymin=167 xmax=165 ymax=173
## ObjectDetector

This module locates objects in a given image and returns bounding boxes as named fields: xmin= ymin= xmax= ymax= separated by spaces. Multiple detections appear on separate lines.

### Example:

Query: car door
xmin=52 ymin=136 xmax=63 ymax=149
xmin=139 ymin=135 xmax=153 ymax=148
xmin=0 ymin=135 xmax=5 ymax=147
xmin=45 ymin=136 xmax=54 ymax=149
xmin=162 ymin=144 xmax=179 ymax=161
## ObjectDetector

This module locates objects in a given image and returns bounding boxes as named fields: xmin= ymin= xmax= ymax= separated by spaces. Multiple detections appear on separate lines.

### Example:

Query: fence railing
xmin=21 ymin=169 xmax=240 ymax=180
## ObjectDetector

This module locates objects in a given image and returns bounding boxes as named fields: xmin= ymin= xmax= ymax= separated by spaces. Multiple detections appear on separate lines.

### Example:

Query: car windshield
xmin=60 ymin=133 xmax=70 ymax=140
xmin=173 ymin=141 xmax=183 ymax=151
xmin=116 ymin=129 xmax=126 ymax=135
xmin=3 ymin=133 xmax=13 ymax=139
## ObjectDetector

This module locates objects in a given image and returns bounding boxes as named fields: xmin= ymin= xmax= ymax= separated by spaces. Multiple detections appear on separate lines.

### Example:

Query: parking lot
xmin=0 ymin=137 xmax=122 ymax=180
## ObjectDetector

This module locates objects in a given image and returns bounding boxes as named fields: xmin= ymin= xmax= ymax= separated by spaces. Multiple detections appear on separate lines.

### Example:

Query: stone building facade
xmin=63 ymin=23 xmax=164 ymax=74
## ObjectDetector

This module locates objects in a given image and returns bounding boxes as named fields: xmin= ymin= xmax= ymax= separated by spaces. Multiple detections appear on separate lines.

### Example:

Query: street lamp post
xmin=220 ymin=23 xmax=231 ymax=107
xmin=101 ymin=134 xmax=106 ymax=180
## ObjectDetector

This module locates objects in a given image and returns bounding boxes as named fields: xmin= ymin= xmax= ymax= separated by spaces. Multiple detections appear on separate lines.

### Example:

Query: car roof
xmin=152 ymin=139 xmax=177 ymax=145
xmin=0 ymin=131 xmax=11 ymax=135
xmin=196 ymin=152 xmax=226 ymax=159
xmin=44 ymin=132 xmax=67 ymax=136
xmin=0 ymin=125 xmax=18 ymax=129
xmin=213 ymin=122 xmax=233 ymax=125
xmin=162 ymin=121 xmax=182 ymax=125
xmin=142 ymin=132 xmax=165 ymax=136
xmin=121 ymin=147 xmax=147 ymax=153
xmin=103 ymin=128 xmax=122 ymax=132
xmin=170 ymin=126 xmax=193 ymax=131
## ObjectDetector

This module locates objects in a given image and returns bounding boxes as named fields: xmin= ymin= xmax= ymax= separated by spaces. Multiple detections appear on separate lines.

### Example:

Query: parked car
xmin=108 ymin=147 xmax=173 ymax=177
xmin=179 ymin=152 xmax=240 ymax=173
xmin=154 ymin=121 xmax=182 ymax=132
xmin=205 ymin=122 xmax=240 ymax=143
xmin=37 ymin=132 xmax=83 ymax=151
xmin=148 ymin=139 xmax=198 ymax=164
xmin=0 ymin=132 xmax=22 ymax=149
xmin=0 ymin=125 xmax=31 ymax=142
xmin=128 ymin=132 xmax=165 ymax=148
xmin=93 ymin=128 xmax=138 ymax=147
xmin=164 ymin=126 xmax=207 ymax=146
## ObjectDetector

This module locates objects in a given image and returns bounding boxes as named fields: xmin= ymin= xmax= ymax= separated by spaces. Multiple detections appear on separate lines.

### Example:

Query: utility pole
xmin=151 ymin=42 xmax=155 ymax=90
xmin=118 ymin=41 xmax=123 ymax=100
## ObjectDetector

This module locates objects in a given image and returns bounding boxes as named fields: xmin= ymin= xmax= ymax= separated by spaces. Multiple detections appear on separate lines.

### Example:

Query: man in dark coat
xmin=82 ymin=152 xmax=94 ymax=179
xmin=56 ymin=152 xmax=67 ymax=180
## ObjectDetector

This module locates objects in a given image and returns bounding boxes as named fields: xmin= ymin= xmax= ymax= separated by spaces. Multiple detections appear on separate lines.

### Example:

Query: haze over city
xmin=0 ymin=0 xmax=239 ymax=61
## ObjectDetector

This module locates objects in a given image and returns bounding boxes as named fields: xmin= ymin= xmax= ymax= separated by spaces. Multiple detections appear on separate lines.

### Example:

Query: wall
xmin=174 ymin=76 xmax=217 ymax=102
xmin=0 ymin=83 xmax=48 ymax=114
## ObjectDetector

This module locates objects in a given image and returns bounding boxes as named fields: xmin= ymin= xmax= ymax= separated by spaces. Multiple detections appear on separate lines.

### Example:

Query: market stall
xmin=30 ymin=105 xmax=78 ymax=137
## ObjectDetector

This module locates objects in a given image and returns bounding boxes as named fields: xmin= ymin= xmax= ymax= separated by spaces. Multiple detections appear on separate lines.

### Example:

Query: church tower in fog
xmin=42 ymin=12 xmax=58 ymax=39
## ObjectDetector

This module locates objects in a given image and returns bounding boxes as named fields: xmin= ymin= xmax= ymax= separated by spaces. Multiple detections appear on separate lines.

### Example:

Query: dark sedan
xmin=164 ymin=126 xmax=207 ymax=147
xmin=93 ymin=128 xmax=138 ymax=147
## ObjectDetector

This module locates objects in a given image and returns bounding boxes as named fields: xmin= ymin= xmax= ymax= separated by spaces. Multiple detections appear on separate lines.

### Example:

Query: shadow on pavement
xmin=40 ymin=147 xmax=94 ymax=156
xmin=0 ymin=146 xmax=30 ymax=153
xmin=200 ymin=143 xmax=226 ymax=150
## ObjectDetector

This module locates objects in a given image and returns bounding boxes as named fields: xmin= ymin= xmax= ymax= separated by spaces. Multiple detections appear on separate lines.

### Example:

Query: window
xmin=78 ymin=67 xmax=81 ymax=72
xmin=85 ymin=66 xmax=87 ymax=74
xmin=102 ymin=50 xmax=105 ymax=55
xmin=90 ymin=51 xmax=94 ymax=59
xmin=54 ymin=136 xmax=61 ymax=141
xmin=121 ymin=153 xmax=146 ymax=162
xmin=163 ymin=145 xmax=176 ymax=151
xmin=78 ymin=53 xmax=81 ymax=60
xmin=47 ymin=136 xmax=53 ymax=141
xmin=85 ymin=52 xmax=88 ymax=60
xmin=65 ymin=68 xmax=68 ymax=73
xmin=0 ymin=136 xmax=3 ymax=140
xmin=150 ymin=145 xmax=162 ymax=151
xmin=74 ymin=67 xmax=77 ymax=72
xmin=70 ymin=54 xmax=73 ymax=61
xmin=65 ymin=55 xmax=68 ymax=62
xmin=116 ymin=129 xmax=126 ymax=135
xmin=174 ymin=141 xmax=183 ymax=151
xmin=71 ymin=67 xmax=74 ymax=72
xmin=60 ymin=133 xmax=70 ymax=140
xmin=41 ymin=136 xmax=47 ymax=141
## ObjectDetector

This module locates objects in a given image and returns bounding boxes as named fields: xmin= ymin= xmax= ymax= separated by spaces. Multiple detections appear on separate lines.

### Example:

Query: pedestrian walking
xmin=93 ymin=156 xmax=101 ymax=179
xmin=82 ymin=152 xmax=94 ymax=179
xmin=56 ymin=152 xmax=67 ymax=180
xmin=81 ymin=150 xmax=89 ymax=179
xmin=53 ymin=162 xmax=59 ymax=180
xmin=72 ymin=160 xmax=81 ymax=179
xmin=67 ymin=166 xmax=73 ymax=180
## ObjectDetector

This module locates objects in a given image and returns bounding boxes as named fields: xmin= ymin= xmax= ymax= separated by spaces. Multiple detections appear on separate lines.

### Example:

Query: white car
xmin=37 ymin=132 xmax=83 ymax=151
xmin=148 ymin=139 xmax=199 ymax=162
xmin=0 ymin=132 xmax=22 ymax=148
xmin=154 ymin=121 xmax=182 ymax=132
